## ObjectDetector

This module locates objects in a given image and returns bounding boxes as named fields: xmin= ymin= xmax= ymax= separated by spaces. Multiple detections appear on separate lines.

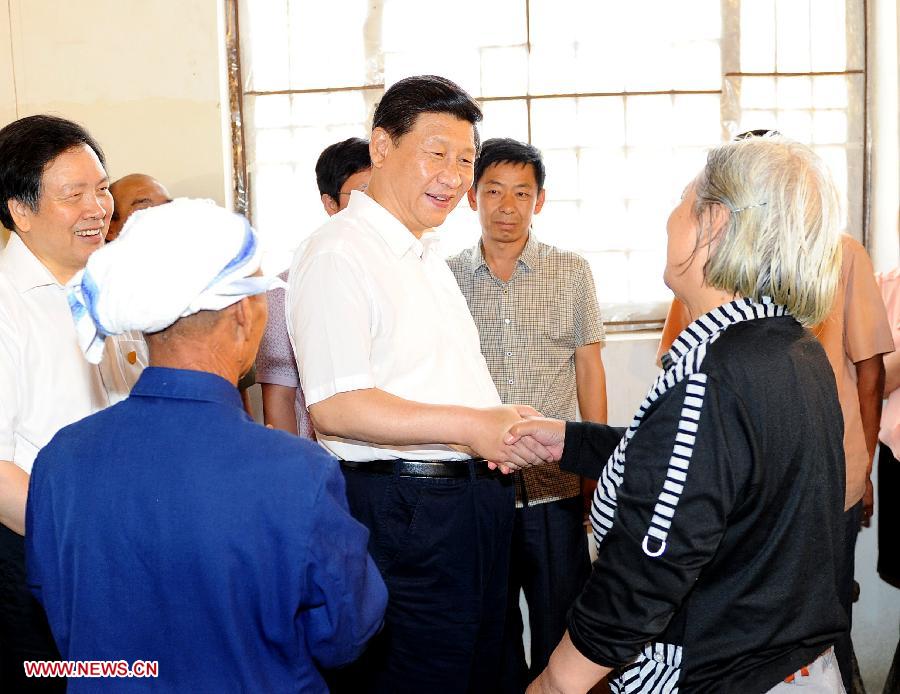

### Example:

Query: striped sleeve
xmin=565 ymin=373 xmax=751 ymax=668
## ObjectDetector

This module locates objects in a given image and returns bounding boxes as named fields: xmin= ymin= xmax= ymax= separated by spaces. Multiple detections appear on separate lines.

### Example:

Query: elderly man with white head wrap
xmin=25 ymin=199 xmax=388 ymax=693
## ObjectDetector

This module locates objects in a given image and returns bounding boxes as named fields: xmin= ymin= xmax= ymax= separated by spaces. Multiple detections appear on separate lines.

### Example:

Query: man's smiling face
xmin=372 ymin=112 xmax=477 ymax=235
xmin=10 ymin=144 xmax=113 ymax=283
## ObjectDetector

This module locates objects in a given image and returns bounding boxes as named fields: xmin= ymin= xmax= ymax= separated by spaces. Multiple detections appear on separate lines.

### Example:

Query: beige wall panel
xmin=4 ymin=0 xmax=227 ymax=203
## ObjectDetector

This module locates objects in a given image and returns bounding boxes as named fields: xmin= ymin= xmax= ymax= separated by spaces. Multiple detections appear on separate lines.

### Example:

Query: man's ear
xmin=370 ymin=127 xmax=392 ymax=169
xmin=534 ymin=188 xmax=546 ymax=215
xmin=232 ymin=297 xmax=253 ymax=338
xmin=321 ymin=194 xmax=340 ymax=217
xmin=8 ymin=199 xmax=32 ymax=233
xmin=467 ymin=186 xmax=478 ymax=211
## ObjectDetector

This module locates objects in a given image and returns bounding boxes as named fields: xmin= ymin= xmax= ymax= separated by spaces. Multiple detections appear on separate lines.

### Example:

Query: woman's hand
xmin=499 ymin=418 xmax=567 ymax=471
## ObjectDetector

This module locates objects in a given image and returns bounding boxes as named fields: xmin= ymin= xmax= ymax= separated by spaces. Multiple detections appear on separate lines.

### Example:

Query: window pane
xmin=237 ymin=0 xmax=866 ymax=321
xmin=541 ymin=150 xmax=579 ymax=202
xmin=529 ymin=44 xmax=577 ymax=96
xmin=740 ymin=77 xmax=776 ymax=110
xmin=239 ymin=0 xmax=290 ymax=91
xmin=528 ymin=93 xmax=718 ymax=313
xmin=479 ymin=100 xmax=529 ymax=143
xmin=776 ymin=77 xmax=812 ymax=110
xmin=625 ymin=95 xmax=674 ymax=146
xmin=585 ymin=251 xmax=631 ymax=308
xmin=576 ymin=99 xmax=625 ymax=148
xmin=535 ymin=200 xmax=580 ymax=251
xmin=577 ymin=199 xmax=628 ymax=251
xmin=530 ymin=99 xmax=578 ymax=149
xmin=245 ymin=93 xmax=369 ymax=253
xmin=740 ymin=0 xmax=776 ymax=72
xmin=480 ymin=46 xmax=528 ymax=98
xmin=810 ymin=0 xmax=847 ymax=70
xmin=285 ymin=0 xmax=374 ymax=89
xmin=775 ymin=0 xmax=812 ymax=73
xmin=529 ymin=0 xmax=720 ymax=93
xmin=383 ymin=49 xmax=481 ymax=95
xmin=578 ymin=149 xmax=627 ymax=202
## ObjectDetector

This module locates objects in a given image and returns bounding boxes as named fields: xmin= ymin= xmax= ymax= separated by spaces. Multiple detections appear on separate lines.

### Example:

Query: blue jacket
xmin=26 ymin=367 xmax=387 ymax=692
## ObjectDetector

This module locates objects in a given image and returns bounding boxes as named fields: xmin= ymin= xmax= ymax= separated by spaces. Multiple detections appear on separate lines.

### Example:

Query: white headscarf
xmin=68 ymin=198 xmax=286 ymax=363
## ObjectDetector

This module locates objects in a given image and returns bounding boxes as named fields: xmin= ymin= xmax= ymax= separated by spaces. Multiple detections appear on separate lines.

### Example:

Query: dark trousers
xmin=329 ymin=465 xmax=515 ymax=694
xmin=0 ymin=524 xmax=65 ymax=693
xmin=878 ymin=445 xmax=900 ymax=588
xmin=834 ymin=501 xmax=862 ymax=691
xmin=880 ymin=446 xmax=900 ymax=694
xmin=499 ymin=496 xmax=591 ymax=694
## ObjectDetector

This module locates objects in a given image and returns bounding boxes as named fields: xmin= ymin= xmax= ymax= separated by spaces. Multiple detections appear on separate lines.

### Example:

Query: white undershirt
xmin=0 ymin=233 xmax=146 ymax=473
xmin=287 ymin=191 xmax=501 ymax=462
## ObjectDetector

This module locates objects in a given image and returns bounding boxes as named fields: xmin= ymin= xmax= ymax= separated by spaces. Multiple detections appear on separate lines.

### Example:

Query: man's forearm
xmin=856 ymin=355 xmax=886 ymax=465
xmin=575 ymin=343 xmax=607 ymax=424
xmin=310 ymin=389 xmax=481 ymax=446
xmin=309 ymin=388 xmax=545 ymax=465
xmin=0 ymin=459 xmax=29 ymax=535
xmin=261 ymin=384 xmax=300 ymax=436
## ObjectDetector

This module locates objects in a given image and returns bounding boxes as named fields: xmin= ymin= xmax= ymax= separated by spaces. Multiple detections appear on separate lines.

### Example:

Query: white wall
xmin=0 ymin=0 xmax=230 ymax=204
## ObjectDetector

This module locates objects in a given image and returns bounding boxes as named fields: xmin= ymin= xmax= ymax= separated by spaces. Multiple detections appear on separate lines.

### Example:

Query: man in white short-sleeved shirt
xmin=287 ymin=75 xmax=548 ymax=694
xmin=0 ymin=115 xmax=144 ymax=691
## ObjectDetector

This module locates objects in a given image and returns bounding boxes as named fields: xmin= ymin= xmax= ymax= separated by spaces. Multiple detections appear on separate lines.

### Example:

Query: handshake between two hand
xmin=472 ymin=405 xmax=567 ymax=475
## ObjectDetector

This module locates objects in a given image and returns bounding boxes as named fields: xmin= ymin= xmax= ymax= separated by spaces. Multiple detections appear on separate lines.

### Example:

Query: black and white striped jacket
xmin=560 ymin=298 xmax=846 ymax=693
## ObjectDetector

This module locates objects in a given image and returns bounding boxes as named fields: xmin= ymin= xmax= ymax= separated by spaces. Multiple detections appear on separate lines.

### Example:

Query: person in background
xmin=0 ymin=114 xmax=144 ymax=691
xmin=27 ymin=199 xmax=387 ymax=693
xmin=876 ymin=266 xmax=900 ymax=693
xmin=447 ymin=137 xmax=606 ymax=692
xmin=106 ymin=173 xmax=172 ymax=241
xmin=257 ymin=137 xmax=371 ymax=436
xmin=509 ymin=135 xmax=849 ymax=692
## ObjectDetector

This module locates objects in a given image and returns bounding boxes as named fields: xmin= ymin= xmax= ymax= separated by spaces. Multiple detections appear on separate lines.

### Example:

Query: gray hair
xmin=693 ymin=135 xmax=842 ymax=326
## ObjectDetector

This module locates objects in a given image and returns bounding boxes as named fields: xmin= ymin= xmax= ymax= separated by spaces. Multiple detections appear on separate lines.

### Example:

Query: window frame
xmin=224 ymin=0 xmax=870 ymax=330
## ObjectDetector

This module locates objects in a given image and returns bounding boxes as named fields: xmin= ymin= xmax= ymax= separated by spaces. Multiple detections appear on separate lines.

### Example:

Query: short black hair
xmin=0 ymin=115 xmax=106 ymax=231
xmin=314 ymin=137 xmax=371 ymax=203
xmin=735 ymin=128 xmax=780 ymax=140
xmin=473 ymin=138 xmax=546 ymax=190
xmin=372 ymin=75 xmax=483 ymax=151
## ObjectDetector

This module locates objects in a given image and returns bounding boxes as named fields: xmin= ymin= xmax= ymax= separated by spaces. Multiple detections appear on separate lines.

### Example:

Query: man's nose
xmin=436 ymin=159 xmax=463 ymax=188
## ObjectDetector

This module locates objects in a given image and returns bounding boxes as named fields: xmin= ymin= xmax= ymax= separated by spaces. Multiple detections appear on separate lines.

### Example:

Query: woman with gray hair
xmin=505 ymin=136 xmax=848 ymax=693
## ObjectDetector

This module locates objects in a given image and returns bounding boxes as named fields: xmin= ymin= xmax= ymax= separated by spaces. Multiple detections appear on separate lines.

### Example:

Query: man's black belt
xmin=340 ymin=458 xmax=497 ymax=479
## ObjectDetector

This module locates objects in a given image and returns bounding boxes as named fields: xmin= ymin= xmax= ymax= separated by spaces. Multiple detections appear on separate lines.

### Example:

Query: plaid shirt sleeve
xmin=575 ymin=259 xmax=606 ymax=348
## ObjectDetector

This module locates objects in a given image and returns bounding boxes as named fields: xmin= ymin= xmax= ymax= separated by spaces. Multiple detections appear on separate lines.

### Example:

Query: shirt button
xmin=654 ymin=653 xmax=665 ymax=663
xmin=506 ymin=351 xmax=512 ymax=357
xmin=507 ymin=378 xmax=514 ymax=385
xmin=504 ymin=318 xmax=511 ymax=325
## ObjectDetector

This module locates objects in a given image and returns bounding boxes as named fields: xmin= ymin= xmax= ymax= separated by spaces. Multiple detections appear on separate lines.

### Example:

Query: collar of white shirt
xmin=0 ymin=232 xmax=62 ymax=292
xmin=346 ymin=190 xmax=439 ymax=260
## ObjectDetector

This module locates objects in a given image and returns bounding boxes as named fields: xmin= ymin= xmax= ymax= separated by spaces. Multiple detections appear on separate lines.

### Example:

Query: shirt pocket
xmin=544 ymin=296 xmax=576 ymax=344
